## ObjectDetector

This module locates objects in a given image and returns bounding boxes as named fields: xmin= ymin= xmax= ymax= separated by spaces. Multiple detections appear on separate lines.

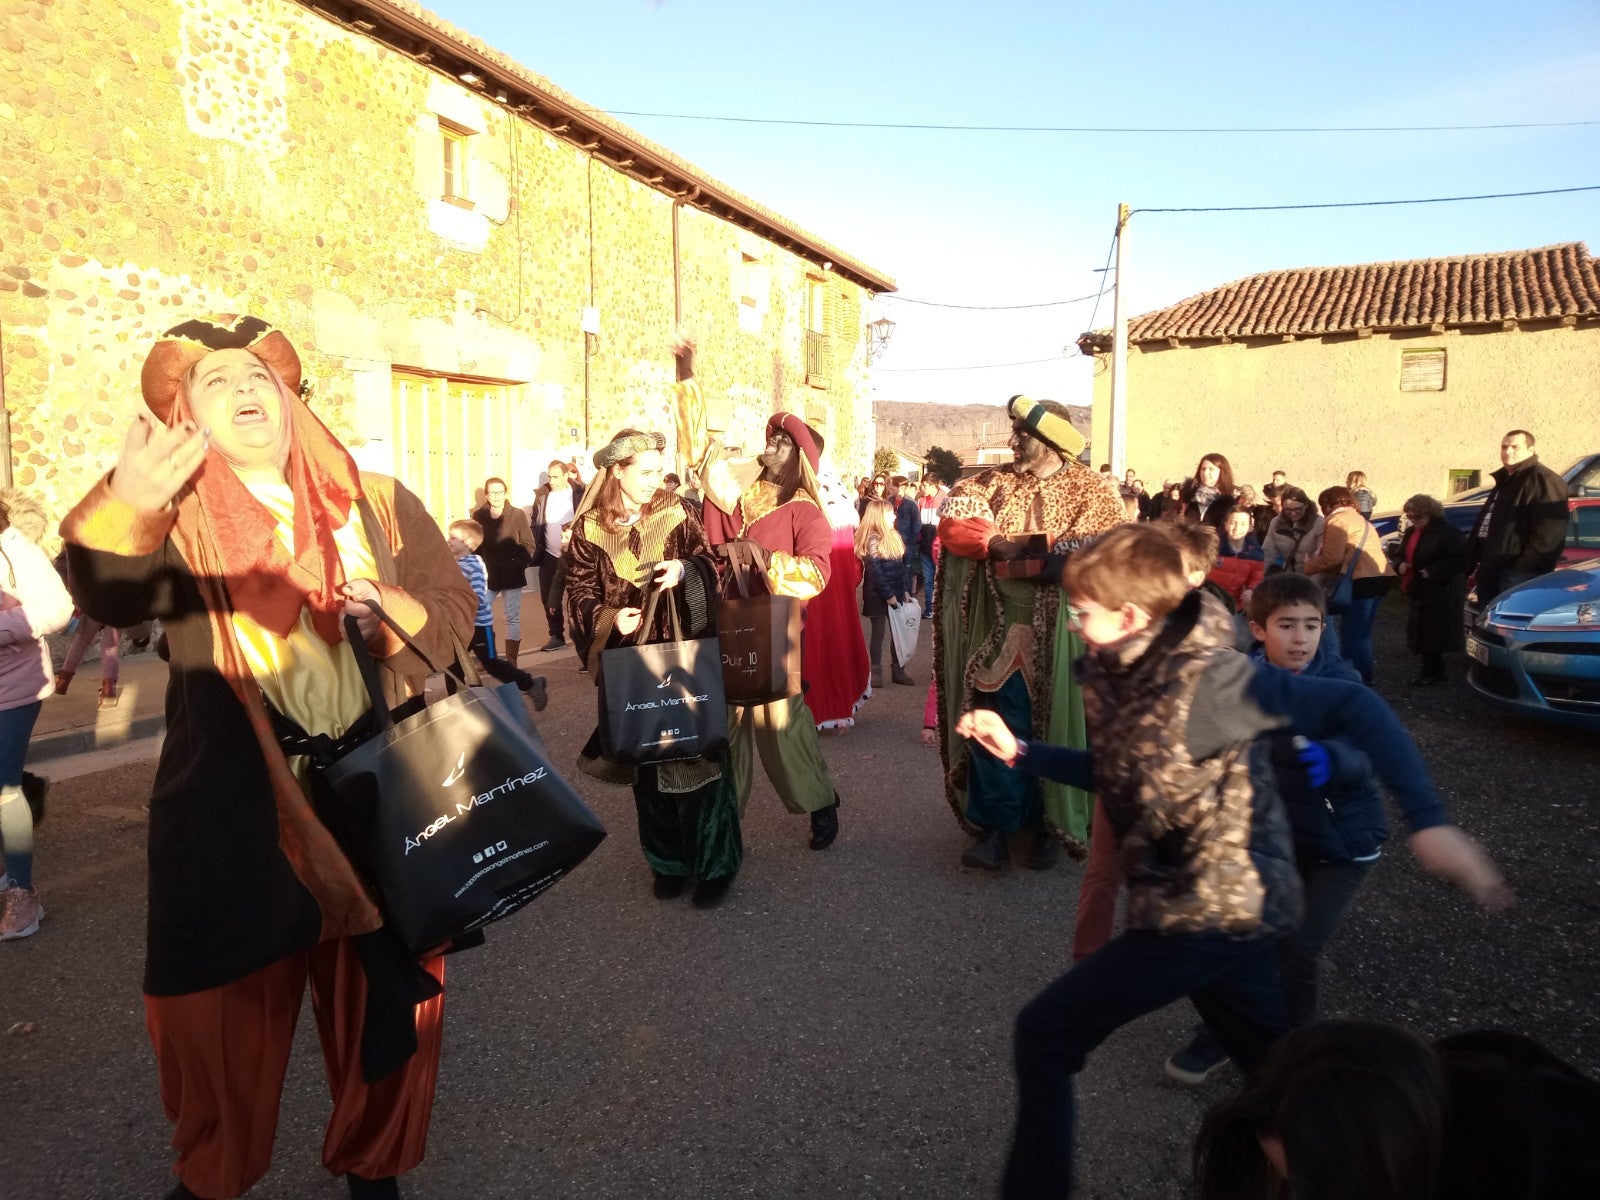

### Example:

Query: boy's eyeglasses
xmin=1065 ymin=603 xmax=1088 ymax=626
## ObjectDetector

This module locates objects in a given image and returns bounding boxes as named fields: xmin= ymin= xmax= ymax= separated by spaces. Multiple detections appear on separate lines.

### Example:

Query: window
xmin=1400 ymin=348 xmax=1445 ymax=392
xmin=805 ymin=277 xmax=828 ymax=387
xmin=440 ymin=120 xmax=472 ymax=207
xmin=1569 ymin=505 xmax=1600 ymax=551
xmin=1447 ymin=469 xmax=1481 ymax=496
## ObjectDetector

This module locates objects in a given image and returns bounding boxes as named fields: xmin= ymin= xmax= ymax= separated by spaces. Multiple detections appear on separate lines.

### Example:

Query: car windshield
xmin=1567 ymin=456 xmax=1600 ymax=498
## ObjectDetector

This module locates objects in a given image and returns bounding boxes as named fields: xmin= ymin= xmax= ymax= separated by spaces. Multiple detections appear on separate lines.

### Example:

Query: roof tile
xmin=1126 ymin=242 xmax=1600 ymax=342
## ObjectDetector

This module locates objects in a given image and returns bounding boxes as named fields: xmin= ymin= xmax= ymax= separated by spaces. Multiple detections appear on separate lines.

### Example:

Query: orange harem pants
xmin=144 ymin=936 xmax=445 ymax=1200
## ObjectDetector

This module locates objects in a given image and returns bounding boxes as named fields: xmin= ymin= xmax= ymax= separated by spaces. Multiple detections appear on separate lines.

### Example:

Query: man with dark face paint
xmin=689 ymin=350 xmax=843 ymax=851
xmin=933 ymin=396 xmax=1125 ymax=873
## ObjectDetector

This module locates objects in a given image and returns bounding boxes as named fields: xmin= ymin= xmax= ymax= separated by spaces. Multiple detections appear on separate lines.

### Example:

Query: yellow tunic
xmin=230 ymin=482 xmax=375 ymax=740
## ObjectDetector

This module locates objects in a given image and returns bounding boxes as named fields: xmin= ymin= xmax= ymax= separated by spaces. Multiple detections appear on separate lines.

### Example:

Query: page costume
xmin=62 ymin=316 xmax=476 ymax=1198
xmin=933 ymin=399 xmax=1125 ymax=854
xmin=564 ymin=435 xmax=741 ymax=886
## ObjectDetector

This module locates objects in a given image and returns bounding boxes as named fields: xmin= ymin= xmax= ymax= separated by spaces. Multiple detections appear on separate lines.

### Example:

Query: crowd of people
xmin=1 ymin=310 xmax=1592 ymax=1198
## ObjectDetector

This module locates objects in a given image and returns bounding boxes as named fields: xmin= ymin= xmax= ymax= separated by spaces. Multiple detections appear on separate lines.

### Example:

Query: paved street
xmin=4 ymin=603 xmax=1597 ymax=1200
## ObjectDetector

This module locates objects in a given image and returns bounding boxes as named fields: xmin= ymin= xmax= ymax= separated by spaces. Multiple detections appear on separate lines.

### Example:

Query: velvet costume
xmin=564 ymin=496 xmax=742 ymax=883
xmin=934 ymin=459 xmax=1125 ymax=852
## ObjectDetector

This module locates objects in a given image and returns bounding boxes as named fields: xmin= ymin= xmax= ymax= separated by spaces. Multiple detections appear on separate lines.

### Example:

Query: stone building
xmin=0 ymin=0 xmax=894 ymax=525
xmin=1081 ymin=243 xmax=1600 ymax=507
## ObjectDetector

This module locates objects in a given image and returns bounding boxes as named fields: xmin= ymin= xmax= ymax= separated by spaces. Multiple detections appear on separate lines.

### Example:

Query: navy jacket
xmin=863 ymin=553 xmax=914 ymax=605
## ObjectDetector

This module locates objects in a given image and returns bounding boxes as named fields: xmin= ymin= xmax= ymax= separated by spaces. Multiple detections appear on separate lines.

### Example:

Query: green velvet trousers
xmin=633 ymin=753 xmax=744 ymax=881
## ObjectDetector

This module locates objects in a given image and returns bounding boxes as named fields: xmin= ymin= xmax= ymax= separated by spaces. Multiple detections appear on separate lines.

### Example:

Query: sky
xmin=423 ymin=0 xmax=1599 ymax=408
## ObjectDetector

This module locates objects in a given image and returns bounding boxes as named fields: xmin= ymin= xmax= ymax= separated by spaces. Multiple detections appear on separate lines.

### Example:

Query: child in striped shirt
xmin=448 ymin=519 xmax=547 ymax=708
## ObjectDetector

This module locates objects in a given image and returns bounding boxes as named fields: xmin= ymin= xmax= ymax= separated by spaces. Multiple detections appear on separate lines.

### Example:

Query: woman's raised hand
xmin=109 ymin=413 xmax=208 ymax=511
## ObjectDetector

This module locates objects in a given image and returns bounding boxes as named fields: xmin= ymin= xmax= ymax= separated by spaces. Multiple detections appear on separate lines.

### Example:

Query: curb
xmin=29 ymin=715 xmax=167 ymax=762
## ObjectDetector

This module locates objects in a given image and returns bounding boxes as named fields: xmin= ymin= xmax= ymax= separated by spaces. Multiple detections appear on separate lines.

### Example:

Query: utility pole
xmin=1108 ymin=202 xmax=1130 ymax=477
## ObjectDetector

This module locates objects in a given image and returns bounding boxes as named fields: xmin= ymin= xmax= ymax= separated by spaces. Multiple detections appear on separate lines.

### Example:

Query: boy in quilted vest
xmin=957 ymin=524 xmax=1509 ymax=1198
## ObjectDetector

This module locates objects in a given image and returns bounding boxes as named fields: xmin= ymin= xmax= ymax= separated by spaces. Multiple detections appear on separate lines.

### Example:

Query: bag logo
xmin=442 ymin=752 xmax=467 ymax=788
xmin=402 ymin=765 xmax=551 ymax=855
xmin=657 ymin=670 xmax=673 ymax=689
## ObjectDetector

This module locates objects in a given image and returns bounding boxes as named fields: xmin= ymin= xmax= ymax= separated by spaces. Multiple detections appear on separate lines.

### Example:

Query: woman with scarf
xmin=564 ymin=428 xmax=741 ymax=908
xmin=1261 ymin=485 xmax=1325 ymax=575
xmin=61 ymin=317 xmax=476 ymax=1200
xmin=1177 ymin=452 xmax=1240 ymax=530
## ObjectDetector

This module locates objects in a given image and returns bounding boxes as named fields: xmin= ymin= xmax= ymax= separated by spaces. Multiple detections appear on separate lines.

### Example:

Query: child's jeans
xmin=1003 ymin=929 xmax=1288 ymax=1199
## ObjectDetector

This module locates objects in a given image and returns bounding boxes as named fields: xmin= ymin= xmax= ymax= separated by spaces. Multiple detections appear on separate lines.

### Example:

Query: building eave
xmin=298 ymin=0 xmax=896 ymax=295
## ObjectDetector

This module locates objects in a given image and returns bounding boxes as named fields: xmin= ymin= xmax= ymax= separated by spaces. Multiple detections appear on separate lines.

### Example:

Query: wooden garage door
xmin=392 ymin=371 xmax=514 ymax=526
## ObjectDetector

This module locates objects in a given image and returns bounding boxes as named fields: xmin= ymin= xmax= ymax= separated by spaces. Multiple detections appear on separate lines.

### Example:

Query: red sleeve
xmin=939 ymin=516 xmax=996 ymax=560
xmin=792 ymin=503 xmax=834 ymax=589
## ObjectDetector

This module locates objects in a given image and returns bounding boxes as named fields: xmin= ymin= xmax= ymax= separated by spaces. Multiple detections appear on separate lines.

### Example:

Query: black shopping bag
xmin=304 ymin=608 xmax=605 ymax=955
xmin=717 ymin=541 xmax=803 ymax=705
xmin=599 ymin=583 xmax=729 ymax=765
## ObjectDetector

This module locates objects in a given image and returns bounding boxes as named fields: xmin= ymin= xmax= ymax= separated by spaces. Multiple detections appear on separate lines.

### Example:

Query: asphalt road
xmin=4 ymin=599 xmax=1597 ymax=1199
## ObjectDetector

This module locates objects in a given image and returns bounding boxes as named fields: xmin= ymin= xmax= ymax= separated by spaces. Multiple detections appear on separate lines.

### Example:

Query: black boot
xmin=691 ymin=875 xmax=734 ymax=908
xmin=1025 ymin=828 xmax=1059 ymax=870
xmin=961 ymin=828 xmax=1008 ymax=871
xmin=163 ymin=1183 xmax=205 ymax=1200
xmin=809 ymin=797 xmax=840 ymax=850
xmin=522 ymin=674 xmax=549 ymax=710
xmin=652 ymin=872 xmax=687 ymax=899
xmin=347 ymin=1174 xmax=401 ymax=1200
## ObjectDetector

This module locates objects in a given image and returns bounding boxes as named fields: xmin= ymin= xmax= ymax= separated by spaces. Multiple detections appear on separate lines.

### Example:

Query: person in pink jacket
xmin=0 ymin=498 xmax=75 ymax=940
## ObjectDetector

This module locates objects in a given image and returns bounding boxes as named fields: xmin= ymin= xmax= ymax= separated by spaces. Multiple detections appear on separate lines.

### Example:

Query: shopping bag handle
xmin=342 ymin=600 xmax=482 ymax=732
xmin=633 ymin=577 xmax=686 ymax=647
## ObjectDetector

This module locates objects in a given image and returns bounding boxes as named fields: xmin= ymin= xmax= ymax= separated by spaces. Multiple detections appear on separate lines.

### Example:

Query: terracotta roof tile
xmin=1124 ymin=242 xmax=1600 ymax=343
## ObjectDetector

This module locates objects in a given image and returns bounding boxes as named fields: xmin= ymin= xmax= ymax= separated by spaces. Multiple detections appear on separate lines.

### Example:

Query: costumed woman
xmin=801 ymin=456 xmax=872 ymax=732
xmin=565 ymin=427 xmax=742 ymax=908
xmin=673 ymin=340 xmax=843 ymax=851
xmin=60 ymin=316 xmax=477 ymax=1200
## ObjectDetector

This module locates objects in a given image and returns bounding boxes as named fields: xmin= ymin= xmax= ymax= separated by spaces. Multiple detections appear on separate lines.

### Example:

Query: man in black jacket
xmin=530 ymin=462 xmax=584 ymax=652
xmin=471 ymin=477 xmax=536 ymax=664
xmin=1470 ymin=429 xmax=1570 ymax=606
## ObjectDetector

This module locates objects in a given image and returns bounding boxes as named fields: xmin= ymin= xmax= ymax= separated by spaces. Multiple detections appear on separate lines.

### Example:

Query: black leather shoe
xmin=691 ymin=875 xmax=734 ymax=908
xmin=809 ymin=799 xmax=840 ymax=850
xmin=961 ymin=828 xmax=1008 ymax=871
xmin=347 ymin=1174 xmax=400 ymax=1200
xmin=652 ymin=872 xmax=687 ymax=899
xmin=1026 ymin=829 xmax=1059 ymax=870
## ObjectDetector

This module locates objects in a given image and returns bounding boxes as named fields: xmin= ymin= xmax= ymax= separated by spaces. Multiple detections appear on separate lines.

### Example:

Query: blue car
xmin=1466 ymin=564 xmax=1600 ymax=730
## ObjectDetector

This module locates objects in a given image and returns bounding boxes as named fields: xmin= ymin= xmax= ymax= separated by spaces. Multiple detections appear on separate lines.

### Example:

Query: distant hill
xmin=874 ymin=400 xmax=1093 ymax=462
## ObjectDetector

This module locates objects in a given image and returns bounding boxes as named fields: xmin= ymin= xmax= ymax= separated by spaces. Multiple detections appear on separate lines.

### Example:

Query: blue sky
xmin=424 ymin=0 xmax=1599 ymax=406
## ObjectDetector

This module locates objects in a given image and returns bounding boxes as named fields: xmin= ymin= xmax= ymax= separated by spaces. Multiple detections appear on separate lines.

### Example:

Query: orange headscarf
xmin=143 ymin=316 xmax=364 ymax=645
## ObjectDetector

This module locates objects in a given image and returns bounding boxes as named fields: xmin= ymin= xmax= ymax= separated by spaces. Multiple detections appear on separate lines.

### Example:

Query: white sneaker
xmin=0 ymin=886 xmax=43 ymax=940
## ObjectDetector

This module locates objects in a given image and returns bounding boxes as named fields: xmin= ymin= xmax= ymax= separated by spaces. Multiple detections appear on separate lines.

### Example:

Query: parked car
xmin=1461 ymin=498 xmax=1600 ymax=630
xmin=1372 ymin=451 xmax=1600 ymax=539
xmin=1465 ymin=559 xmax=1600 ymax=731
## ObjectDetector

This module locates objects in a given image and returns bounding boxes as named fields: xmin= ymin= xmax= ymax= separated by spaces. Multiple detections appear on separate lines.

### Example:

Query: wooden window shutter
xmin=1400 ymin=348 xmax=1446 ymax=392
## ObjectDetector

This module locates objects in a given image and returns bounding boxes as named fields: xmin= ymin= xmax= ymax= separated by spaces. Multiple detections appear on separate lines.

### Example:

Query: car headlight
xmin=1527 ymin=600 xmax=1600 ymax=631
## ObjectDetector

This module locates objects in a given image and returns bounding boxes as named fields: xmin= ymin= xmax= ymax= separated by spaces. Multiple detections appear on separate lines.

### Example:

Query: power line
xmin=1136 ymin=183 xmax=1600 ymax=214
xmin=597 ymin=109 xmax=1600 ymax=136
xmin=876 ymin=354 xmax=1078 ymax=373
xmin=881 ymin=290 xmax=1103 ymax=311
xmin=1086 ymin=227 xmax=1120 ymax=333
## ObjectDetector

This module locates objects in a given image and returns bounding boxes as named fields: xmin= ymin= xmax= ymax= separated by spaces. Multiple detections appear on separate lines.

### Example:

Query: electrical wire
xmin=595 ymin=109 xmax=1600 ymax=136
xmin=1086 ymin=227 xmax=1120 ymax=333
xmin=1135 ymin=183 xmax=1600 ymax=213
xmin=881 ymin=290 xmax=1103 ymax=311
xmin=876 ymin=354 xmax=1079 ymax=373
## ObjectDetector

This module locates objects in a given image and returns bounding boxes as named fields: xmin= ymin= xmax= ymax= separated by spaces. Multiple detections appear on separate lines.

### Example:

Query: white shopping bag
xmin=888 ymin=600 xmax=921 ymax=666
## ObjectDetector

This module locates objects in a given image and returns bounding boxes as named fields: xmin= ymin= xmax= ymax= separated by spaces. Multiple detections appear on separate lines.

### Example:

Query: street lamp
xmin=865 ymin=316 xmax=896 ymax=363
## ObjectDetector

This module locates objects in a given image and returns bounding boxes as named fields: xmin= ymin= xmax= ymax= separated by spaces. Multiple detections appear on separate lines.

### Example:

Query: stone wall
xmin=0 ymin=0 xmax=880 ymax=525
xmin=1087 ymin=324 xmax=1600 ymax=504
